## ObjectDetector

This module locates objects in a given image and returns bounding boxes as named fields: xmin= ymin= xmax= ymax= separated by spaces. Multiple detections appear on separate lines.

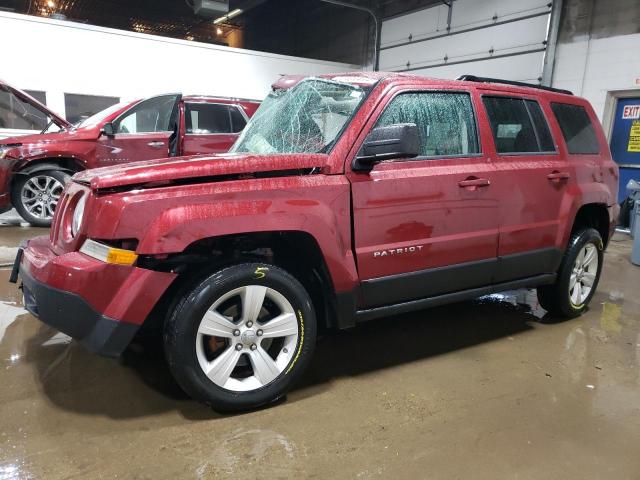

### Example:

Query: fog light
xmin=80 ymin=239 xmax=138 ymax=266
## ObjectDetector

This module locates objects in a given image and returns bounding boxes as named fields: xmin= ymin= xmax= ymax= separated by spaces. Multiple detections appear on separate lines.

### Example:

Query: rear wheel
xmin=12 ymin=170 xmax=69 ymax=227
xmin=537 ymin=228 xmax=603 ymax=318
xmin=164 ymin=263 xmax=316 ymax=412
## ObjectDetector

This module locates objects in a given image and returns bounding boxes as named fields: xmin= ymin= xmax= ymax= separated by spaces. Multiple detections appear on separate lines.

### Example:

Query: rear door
xmin=181 ymin=102 xmax=248 ymax=155
xmin=348 ymin=87 xmax=501 ymax=308
xmin=481 ymin=94 xmax=573 ymax=282
xmin=95 ymin=94 xmax=180 ymax=166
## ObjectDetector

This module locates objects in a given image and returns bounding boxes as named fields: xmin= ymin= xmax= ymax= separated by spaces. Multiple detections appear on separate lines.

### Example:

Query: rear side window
xmin=376 ymin=92 xmax=480 ymax=157
xmin=185 ymin=103 xmax=232 ymax=134
xmin=229 ymin=107 xmax=247 ymax=132
xmin=525 ymin=100 xmax=555 ymax=152
xmin=551 ymin=103 xmax=600 ymax=154
xmin=483 ymin=97 xmax=555 ymax=154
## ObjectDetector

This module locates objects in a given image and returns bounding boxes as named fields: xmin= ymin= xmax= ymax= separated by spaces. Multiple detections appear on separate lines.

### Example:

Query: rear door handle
xmin=147 ymin=141 xmax=165 ymax=148
xmin=458 ymin=177 xmax=490 ymax=189
xmin=547 ymin=171 xmax=570 ymax=181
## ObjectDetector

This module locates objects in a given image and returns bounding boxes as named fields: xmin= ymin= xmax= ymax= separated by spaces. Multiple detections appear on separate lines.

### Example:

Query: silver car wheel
xmin=195 ymin=285 xmax=299 ymax=392
xmin=21 ymin=174 xmax=64 ymax=220
xmin=569 ymin=243 xmax=598 ymax=307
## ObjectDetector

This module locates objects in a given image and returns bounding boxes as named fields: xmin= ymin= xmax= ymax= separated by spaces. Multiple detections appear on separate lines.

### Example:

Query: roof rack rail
xmin=456 ymin=75 xmax=573 ymax=96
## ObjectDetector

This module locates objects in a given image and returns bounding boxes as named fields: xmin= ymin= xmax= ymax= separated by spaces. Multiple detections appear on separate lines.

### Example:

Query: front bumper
xmin=12 ymin=236 xmax=176 ymax=357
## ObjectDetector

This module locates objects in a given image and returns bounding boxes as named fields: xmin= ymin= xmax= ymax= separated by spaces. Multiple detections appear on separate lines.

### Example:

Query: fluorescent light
xmin=213 ymin=8 xmax=243 ymax=24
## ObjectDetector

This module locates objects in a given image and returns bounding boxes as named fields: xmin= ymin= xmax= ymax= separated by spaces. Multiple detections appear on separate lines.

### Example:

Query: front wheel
xmin=12 ymin=170 xmax=70 ymax=227
xmin=164 ymin=263 xmax=316 ymax=412
xmin=537 ymin=228 xmax=604 ymax=318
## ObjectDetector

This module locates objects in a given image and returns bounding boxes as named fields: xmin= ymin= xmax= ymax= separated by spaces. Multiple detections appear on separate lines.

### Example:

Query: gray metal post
xmin=541 ymin=0 xmax=563 ymax=86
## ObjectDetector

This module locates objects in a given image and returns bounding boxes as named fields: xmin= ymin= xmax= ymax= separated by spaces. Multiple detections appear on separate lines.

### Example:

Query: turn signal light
xmin=80 ymin=239 xmax=138 ymax=266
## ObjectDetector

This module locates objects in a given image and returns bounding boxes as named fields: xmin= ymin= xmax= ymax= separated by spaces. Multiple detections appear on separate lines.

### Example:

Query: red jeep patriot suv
xmin=11 ymin=72 xmax=619 ymax=412
xmin=0 ymin=81 xmax=259 ymax=226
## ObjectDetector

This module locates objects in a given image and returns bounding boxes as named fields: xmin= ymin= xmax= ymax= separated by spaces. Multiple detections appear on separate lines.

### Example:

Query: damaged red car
xmin=12 ymin=72 xmax=618 ymax=411
xmin=0 ymin=80 xmax=259 ymax=226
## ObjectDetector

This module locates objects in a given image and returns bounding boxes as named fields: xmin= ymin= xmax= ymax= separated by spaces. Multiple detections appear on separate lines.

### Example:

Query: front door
xmin=348 ymin=89 xmax=500 ymax=308
xmin=96 ymin=94 xmax=181 ymax=166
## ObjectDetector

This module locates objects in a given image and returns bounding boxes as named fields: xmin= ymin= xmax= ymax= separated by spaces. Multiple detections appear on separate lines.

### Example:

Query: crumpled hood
xmin=73 ymin=152 xmax=329 ymax=190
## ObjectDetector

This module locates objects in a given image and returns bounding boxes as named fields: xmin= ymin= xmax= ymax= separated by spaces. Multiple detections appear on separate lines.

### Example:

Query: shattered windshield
xmin=231 ymin=78 xmax=368 ymax=154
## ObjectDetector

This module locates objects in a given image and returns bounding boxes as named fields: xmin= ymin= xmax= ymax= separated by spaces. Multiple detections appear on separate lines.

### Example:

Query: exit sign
xmin=622 ymin=105 xmax=640 ymax=119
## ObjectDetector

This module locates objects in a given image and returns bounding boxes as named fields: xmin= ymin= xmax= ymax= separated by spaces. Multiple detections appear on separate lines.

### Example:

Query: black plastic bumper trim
xmin=19 ymin=268 xmax=139 ymax=357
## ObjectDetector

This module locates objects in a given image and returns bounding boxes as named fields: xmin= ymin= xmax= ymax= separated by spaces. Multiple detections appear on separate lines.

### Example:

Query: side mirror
xmin=353 ymin=123 xmax=420 ymax=171
xmin=102 ymin=122 xmax=115 ymax=137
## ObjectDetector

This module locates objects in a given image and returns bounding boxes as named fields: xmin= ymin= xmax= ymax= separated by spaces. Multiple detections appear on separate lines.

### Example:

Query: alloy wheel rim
xmin=569 ymin=243 xmax=598 ymax=307
xmin=21 ymin=175 xmax=64 ymax=220
xmin=195 ymin=285 xmax=299 ymax=392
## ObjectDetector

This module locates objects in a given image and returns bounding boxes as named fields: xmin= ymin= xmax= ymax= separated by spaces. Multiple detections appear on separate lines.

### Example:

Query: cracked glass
xmin=231 ymin=78 xmax=369 ymax=154
xmin=376 ymin=92 xmax=480 ymax=157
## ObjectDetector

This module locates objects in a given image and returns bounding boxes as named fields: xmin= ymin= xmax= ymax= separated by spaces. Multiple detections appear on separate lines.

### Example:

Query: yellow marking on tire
xmin=285 ymin=310 xmax=304 ymax=374
xmin=254 ymin=266 xmax=269 ymax=279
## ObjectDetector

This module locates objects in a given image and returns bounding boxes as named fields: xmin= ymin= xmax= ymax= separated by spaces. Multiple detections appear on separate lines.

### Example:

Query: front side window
xmin=114 ymin=95 xmax=178 ymax=134
xmin=483 ymin=96 xmax=549 ymax=154
xmin=232 ymin=78 xmax=368 ymax=154
xmin=551 ymin=103 xmax=600 ymax=154
xmin=375 ymin=92 xmax=480 ymax=157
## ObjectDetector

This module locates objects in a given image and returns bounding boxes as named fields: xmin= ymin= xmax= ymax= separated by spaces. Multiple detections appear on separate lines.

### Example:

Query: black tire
xmin=164 ymin=263 xmax=316 ymax=412
xmin=12 ymin=169 xmax=70 ymax=227
xmin=537 ymin=228 xmax=604 ymax=318
xmin=619 ymin=199 xmax=632 ymax=228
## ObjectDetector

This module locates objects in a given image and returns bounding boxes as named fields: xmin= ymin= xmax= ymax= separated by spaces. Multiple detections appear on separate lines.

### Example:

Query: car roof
xmin=273 ymin=71 xmax=577 ymax=100
xmin=182 ymin=95 xmax=260 ymax=104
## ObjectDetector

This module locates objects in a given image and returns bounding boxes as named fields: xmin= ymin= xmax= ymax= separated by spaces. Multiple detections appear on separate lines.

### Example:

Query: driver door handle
xmin=458 ymin=177 xmax=490 ymax=189
xmin=147 ymin=141 xmax=165 ymax=148
xmin=547 ymin=171 xmax=570 ymax=181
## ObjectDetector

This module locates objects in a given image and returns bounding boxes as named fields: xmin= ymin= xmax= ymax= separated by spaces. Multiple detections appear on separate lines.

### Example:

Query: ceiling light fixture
xmin=46 ymin=0 xmax=56 ymax=7
xmin=213 ymin=8 xmax=242 ymax=25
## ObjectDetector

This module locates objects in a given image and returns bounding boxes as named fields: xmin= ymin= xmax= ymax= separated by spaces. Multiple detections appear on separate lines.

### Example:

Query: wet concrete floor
xmin=0 ymin=227 xmax=638 ymax=479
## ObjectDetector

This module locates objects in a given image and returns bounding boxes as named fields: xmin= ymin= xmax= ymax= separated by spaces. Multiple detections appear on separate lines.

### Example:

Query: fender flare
xmin=14 ymin=161 xmax=77 ymax=177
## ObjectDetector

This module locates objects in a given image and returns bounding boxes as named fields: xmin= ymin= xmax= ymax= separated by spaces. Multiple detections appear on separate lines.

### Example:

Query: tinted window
xmin=64 ymin=93 xmax=119 ymax=125
xmin=525 ymin=100 xmax=555 ymax=152
xmin=376 ymin=92 xmax=479 ymax=157
xmin=115 ymin=95 xmax=178 ymax=134
xmin=483 ymin=97 xmax=540 ymax=153
xmin=230 ymin=107 xmax=247 ymax=133
xmin=551 ymin=103 xmax=600 ymax=154
xmin=185 ymin=103 xmax=233 ymax=134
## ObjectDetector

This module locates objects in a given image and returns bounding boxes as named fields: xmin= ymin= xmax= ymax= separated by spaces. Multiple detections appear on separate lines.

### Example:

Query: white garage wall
xmin=553 ymin=33 xmax=640 ymax=120
xmin=380 ymin=0 xmax=553 ymax=83
xmin=0 ymin=11 xmax=355 ymax=137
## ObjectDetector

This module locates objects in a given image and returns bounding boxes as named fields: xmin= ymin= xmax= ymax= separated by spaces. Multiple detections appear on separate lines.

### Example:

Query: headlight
xmin=71 ymin=194 xmax=87 ymax=236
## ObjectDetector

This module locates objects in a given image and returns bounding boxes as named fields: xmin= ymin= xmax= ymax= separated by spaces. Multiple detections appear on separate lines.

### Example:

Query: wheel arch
xmin=13 ymin=157 xmax=83 ymax=177
xmin=140 ymin=231 xmax=344 ymax=333
xmin=569 ymin=203 xmax=610 ymax=248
